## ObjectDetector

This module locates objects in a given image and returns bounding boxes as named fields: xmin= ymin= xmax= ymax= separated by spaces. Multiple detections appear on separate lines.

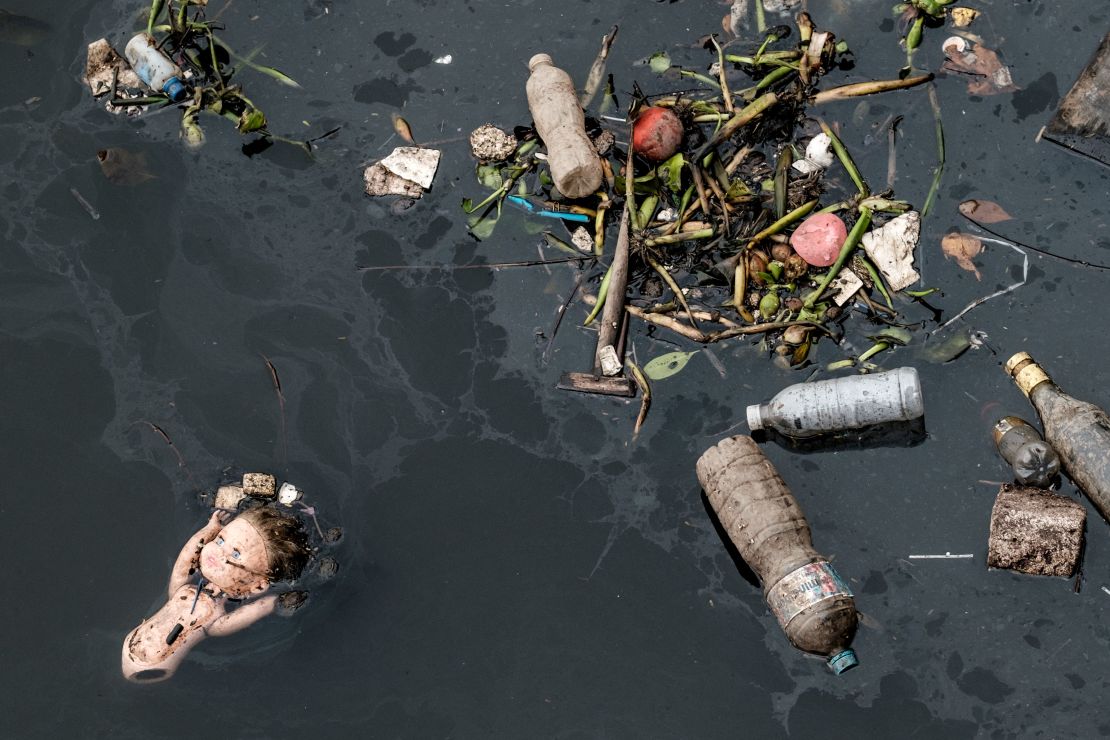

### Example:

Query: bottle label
xmin=766 ymin=561 xmax=853 ymax=629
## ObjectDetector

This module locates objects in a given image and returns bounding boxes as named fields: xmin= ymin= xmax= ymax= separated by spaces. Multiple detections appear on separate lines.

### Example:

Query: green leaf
xmin=476 ymin=164 xmax=502 ymax=189
xmin=648 ymin=51 xmax=671 ymax=74
xmin=643 ymin=350 xmax=698 ymax=380
xmin=467 ymin=200 xmax=502 ymax=239
xmin=657 ymin=153 xmax=684 ymax=193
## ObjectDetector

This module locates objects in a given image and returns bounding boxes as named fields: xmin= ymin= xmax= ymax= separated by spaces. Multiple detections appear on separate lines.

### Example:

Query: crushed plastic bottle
xmin=525 ymin=53 xmax=602 ymax=199
xmin=696 ymin=435 xmax=859 ymax=674
xmin=746 ymin=366 xmax=924 ymax=438
xmin=124 ymin=33 xmax=188 ymax=103
xmin=1005 ymin=352 xmax=1110 ymax=522
xmin=992 ymin=416 xmax=1061 ymax=488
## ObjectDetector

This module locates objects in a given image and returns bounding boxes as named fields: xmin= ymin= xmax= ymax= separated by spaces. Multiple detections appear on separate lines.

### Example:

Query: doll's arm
xmin=167 ymin=512 xmax=227 ymax=596
xmin=205 ymin=595 xmax=277 ymax=637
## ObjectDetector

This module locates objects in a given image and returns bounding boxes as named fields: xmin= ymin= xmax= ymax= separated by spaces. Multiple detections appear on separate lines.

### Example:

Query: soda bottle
xmin=746 ymin=367 xmax=924 ymax=438
xmin=124 ymin=33 xmax=188 ymax=103
xmin=1005 ymin=352 xmax=1110 ymax=521
xmin=696 ymin=435 xmax=859 ymax=674
xmin=525 ymin=53 xmax=603 ymax=199
xmin=992 ymin=416 xmax=1061 ymax=488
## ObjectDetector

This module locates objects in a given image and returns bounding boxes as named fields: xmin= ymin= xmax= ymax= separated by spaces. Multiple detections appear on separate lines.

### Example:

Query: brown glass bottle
xmin=1005 ymin=352 xmax=1110 ymax=521
xmin=696 ymin=435 xmax=859 ymax=674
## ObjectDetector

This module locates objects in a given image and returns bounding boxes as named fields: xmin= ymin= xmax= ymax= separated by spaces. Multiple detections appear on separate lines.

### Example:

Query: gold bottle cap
xmin=1004 ymin=352 xmax=1050 ymax=398
xmin=1004 ymin=351 xmax=1033 ymax=376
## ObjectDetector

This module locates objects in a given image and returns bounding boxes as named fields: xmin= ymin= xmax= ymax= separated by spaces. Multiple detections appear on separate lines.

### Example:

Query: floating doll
xmin=122 ymin=505 xmax=311 ymax=683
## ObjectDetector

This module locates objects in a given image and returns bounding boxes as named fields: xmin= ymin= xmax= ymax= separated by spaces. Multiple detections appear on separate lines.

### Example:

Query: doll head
xmin=237 ymin=507 xmax=311 ymax=582
xmin=199 ymin=507 xmax=311 ymax=595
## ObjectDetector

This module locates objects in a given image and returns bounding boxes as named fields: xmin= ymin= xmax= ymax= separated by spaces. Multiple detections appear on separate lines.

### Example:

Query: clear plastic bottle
xmin=696 ymin=435 xmax=859 ymax=674
xmin=746 ymin=367 xmax=924 ymax=437
xmin=525 ymin=53 xmax=603 ymax=199
xmin=124 ymin=33 xmax=188 ymax=103
xmin=1005 ymin=352 xmax=1110 ymax=521
xmin=992 ymin=416 xmax=1061 ymax=488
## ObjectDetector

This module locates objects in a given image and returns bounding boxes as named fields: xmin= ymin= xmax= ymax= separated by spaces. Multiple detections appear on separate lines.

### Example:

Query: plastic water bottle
xmin=525 ymin=53 xmax=603 ymax=199
xmin=696 ymin=435 xmax=859 ymax=674
xmin=746 ymin=367 xmax=924 ymax=438
xmin=992 ymin=416 xmax=1061 ymax=488
xmin=1006 ymin=351 xmax=1110 ymax=521
xmin=124 ymin=33 xmax=188 ymax=103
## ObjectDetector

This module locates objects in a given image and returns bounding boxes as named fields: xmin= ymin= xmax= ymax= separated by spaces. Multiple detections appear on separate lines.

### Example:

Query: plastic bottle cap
xmin=827 ymin=649 xmax=858 ymax=675
xmin=163 ymin=78 xmax=188 ymax=103
xmin=528 ymin=53 xmax=553 ymax=72
xmin=746 ymin=404 xmax=764 ymax=431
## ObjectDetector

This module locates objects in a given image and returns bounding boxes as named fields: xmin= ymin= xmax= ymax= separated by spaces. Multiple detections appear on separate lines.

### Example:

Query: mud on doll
xmin=122 ymin=506 xmax=311 ymax=683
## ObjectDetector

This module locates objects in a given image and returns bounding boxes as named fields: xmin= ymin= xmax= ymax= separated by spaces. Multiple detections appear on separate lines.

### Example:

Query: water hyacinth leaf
xmin=648 ymin=51 xmax=672 ymax=74
xmin=958 ymin=198 xmax=1013 ymax=223
xmin=657 ymin=153 xmax=684 ymax=192
xmin=237 ymin=107 xmax=267 ymax=133
xmin=643 ymin=350 xmax=698 ymax=380
xmin=919 ymin=328 xmax=974 ymax=363
xmin=467 ymin=201 xmax=501 ymax=240
xmin=250 ymin=62 xmax=302 ymax=89
xmin=476 ymin=163 xmax=502 ymax=189
xmin=868 ymin=326 xmax=913 ymax=345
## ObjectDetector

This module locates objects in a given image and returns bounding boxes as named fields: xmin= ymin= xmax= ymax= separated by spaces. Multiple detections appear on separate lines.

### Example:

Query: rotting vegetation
xmin=103 ymin=0 xmax=316 ymax=151
xmin=463 ymin=8 xmax=956 ymax=400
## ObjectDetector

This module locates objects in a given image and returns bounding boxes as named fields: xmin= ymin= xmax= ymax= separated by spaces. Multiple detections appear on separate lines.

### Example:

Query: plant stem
xmin=644 ymin=228 xmax=715 ymax=247
xmin=819 ymin=119 xmax=869 ymax=197
xmin=922 ymin=82 xmax=945 ymax=218
xmin=811 ymin=73 xmax=934 ymax=104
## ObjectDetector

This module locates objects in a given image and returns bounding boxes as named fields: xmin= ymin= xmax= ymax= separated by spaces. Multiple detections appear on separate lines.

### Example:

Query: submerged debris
xmin=364 ymin=147 xmax=442 ymax=198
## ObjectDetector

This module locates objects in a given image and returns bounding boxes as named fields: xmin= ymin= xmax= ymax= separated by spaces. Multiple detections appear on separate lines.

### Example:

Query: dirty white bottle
xmin=124 ymin=33 xmax=188 ymax=102
xmin=525 ymin=53 xmax=603 ymax=199
xmin=747 ymin=367 xmax=924 ymax=437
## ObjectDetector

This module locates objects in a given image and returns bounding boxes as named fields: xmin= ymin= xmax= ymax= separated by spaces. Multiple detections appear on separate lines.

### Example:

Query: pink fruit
xmin=632 ymin=107 xmax=683 ymax=162
xmin=789 ymin=213 xmax=848 ymax=267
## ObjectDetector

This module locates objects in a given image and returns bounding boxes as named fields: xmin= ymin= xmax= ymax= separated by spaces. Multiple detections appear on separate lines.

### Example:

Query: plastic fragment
xmin=859 ymin=211 xmax=921 ymax=291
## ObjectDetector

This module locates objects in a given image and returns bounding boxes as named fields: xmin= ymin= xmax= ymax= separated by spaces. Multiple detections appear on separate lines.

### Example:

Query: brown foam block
xmin=987 ymin=484 xmax=1086 ymax=577
xmin=242 ymin=472 xmax=277 ymax=499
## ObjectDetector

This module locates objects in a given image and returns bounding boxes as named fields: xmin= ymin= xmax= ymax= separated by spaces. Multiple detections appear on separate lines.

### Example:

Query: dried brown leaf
xmin=941 ymin=231 xmax=983 ymax=280
xmin=941 ymin=37 xmax=1018 ymax=96
xmin=391 ymin=112 xmax=416 ymax=145
xmin=958 ymin=198 xmax=1013 ymax=223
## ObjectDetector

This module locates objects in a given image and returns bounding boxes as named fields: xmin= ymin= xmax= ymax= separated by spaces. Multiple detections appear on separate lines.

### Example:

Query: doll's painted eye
xmin=216 ymin=536 xmax=225 ymax=546
xmin=232 ymin=549 xmax=241 ymax=559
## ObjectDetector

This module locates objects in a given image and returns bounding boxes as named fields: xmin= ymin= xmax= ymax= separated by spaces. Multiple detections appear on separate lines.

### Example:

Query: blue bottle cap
xmin=827 ymin=649 xmax=858 ymax=675
xmin=163 ymin=78 xmax=188 ymax=103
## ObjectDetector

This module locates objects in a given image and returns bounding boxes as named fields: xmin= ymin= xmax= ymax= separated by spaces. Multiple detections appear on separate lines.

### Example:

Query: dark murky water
xmin=2 ymin=0 xmax=1110 ymax=737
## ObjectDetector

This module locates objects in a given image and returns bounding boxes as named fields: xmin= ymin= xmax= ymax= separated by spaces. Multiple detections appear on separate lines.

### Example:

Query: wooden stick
xmin=595 ymin=205 xmax=631 ymax=371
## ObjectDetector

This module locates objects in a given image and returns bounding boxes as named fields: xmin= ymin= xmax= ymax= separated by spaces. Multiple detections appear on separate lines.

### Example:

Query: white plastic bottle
xmin=124 ymin=33 xmax=188 ymax=102
xmin=747 ymin=367 xmax=924 ymax=438
xmin=525 ymin=53 xmax=603 ymax=199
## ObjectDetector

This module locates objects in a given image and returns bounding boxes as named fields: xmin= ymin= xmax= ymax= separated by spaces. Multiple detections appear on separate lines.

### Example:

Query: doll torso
xmin=122 ymin=583 xmax=226 ymax=681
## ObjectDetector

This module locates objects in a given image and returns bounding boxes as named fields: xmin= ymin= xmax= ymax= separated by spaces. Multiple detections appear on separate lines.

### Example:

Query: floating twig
xmin=355 ymin=256 xmax=589 ymax=272
xmin=908 ymin=552 xmax=974 ymax=560
xmin=261 ymin=353 xmax=288 ymax=465
xmin=69 ymin=188 xmax=100 ymax=220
